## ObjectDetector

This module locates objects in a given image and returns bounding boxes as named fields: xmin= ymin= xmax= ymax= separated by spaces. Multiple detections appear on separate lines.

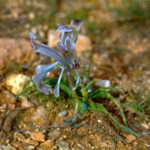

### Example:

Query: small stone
xmin=57 ymin=140 xmax=70 ymax=150
xmin=141 ymin=123 xmax=149 ymax=129
xmin=125 ymin=134 xmax=136 ymax=143
xmin=58 ymin=110 xmax=68 ymax=118
xmin=27 ymin=145 xmax=35 ymax=150
xmin=5 ymin=74 xmax=30 ymax=95
xmin=20 ymin=97 xmax=33 ymax=108
xmin=31 ymin=106 xmax=49 ymax=128
xmin=39 ymin=140 xmax=54 ymax=149
xmin=76 ymin=34 xmax=92 ymax=52
xmin=13 ymin=132 xmax=26 ymax=142
xmin=0 ymin=145 xmax=16 ymax=150
xmin=95 ymin=80 xmax=111 ymax=87
xmin=0 ymin=90 xmax=16 ymax=104
xmin=28 ymin=12 xmax=35 ymax=20
xmin=48 ymin=129 xmax=61 ymax=140
xmin=30 ymin=132 xmax=45 ymax=142
xmin=28 ymin=140 xmax=39 ymax=146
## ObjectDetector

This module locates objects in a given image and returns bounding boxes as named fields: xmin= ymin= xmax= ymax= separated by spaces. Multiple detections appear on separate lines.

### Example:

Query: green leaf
xmin=109 ymin=117 xmax=141 ymax=138
xmin=90 ymin=102 xmax=140 ymax=138
xmin=147 ymin=95 xmax=150 ymax=105
xmin=90 ymin=91 xmax=126 ymax=124
xmin=89 ymin=102 xmax=108 ymax=115
xmin=15 ymin=85 xmax=35 ymax=99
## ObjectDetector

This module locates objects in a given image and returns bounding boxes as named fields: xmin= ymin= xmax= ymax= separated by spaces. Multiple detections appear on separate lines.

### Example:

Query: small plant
xmin=30 ymin=20 xmax=83 ymax=123
xmin=17 ymin=19 xmax=143 ymax=137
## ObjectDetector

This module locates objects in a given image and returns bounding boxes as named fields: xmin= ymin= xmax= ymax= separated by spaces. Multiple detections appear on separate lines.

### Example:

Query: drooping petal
xmin=65 ymin=36 xmax=75 ymax=51
xmin=54 ymin=68 xmax=65 ymax=97
xmin=32 ymin=72 xmax=52 ymax=95
xmin=73 ymin=69 xmax=80 ymax=90
xmin=70 ymin=20 xmax=83 ymax=32
xmin=32 ymin=62 xmax=61 ymax=95
xmin=57 ymin=24 xmax=72 ymax=33
xmin=30 ymin=32 xmax=63 ymax=63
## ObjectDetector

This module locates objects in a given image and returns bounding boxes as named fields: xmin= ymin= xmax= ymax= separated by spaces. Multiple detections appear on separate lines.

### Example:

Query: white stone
xmin=58 ymin=110 xmax=68 ymax=118
xmin=95 ymin=80 xmax=111 ymax=87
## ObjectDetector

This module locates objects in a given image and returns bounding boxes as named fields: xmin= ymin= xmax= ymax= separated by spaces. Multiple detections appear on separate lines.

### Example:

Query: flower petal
xmin=73 ymin=69 xmax=80 ymax=90
xmin=65 ymin=36 xmax=75 ymax=51
xmin=57 ymin=24 xmax=72 ymax=33
xmin=53 ymin=68 xmax=64 ymax=97
xmin=33 ymin=62 xmax=61 ymax=95
xmin=57 ymin=42 xmax=66 ymax=54
xmin=70 ymin=20 xmax=83 ymax=32
xmin=32 ymin=72 xmax=52 ymax=95
xmin=35 ymin=62 xmax=61 ymax=74
xmin=30 ymin=32 xmax=63 ymax=63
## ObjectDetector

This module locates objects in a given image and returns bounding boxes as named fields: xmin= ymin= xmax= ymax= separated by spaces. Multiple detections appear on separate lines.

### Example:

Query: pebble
xmin=5 ymin=74 xmax=30 ymax=95
xmin=27 ymin=145 xmax=35 ymax=150
xmin=28 ymin=12 xmax=35 ymax=20
xmin=0 ymin=90 xmax=16 ymax=104
xmin=57 ymin=140 xmax=70 ymax=150
xmin=95 ymin=80 xmax=111 ymax=87
xmin=30 ymin=132 xmax=45 ymax=142
xmin=48 ymin=129 xmax=61 ymax=140
xmin=141 ymin=122 xmax=149 ymax=130
xmin=125 ymin=134 xmax=136 ymax=143
xmin=0 ymin=145 xmax=16 ymax=150
xmin=13 ymin=132 xmax=26 ymax=142
xmin=58 ymin=110 xmax=68 ymax=118
xmin=20 ymin=97 xmax=33 ymax=108
xmin=31 ymin=106 xmax=49 ymax=128
xmin=28 ymin=140 xmax=39 ymax=147
xmin=39 ymin=140 xmax=54 ymax=149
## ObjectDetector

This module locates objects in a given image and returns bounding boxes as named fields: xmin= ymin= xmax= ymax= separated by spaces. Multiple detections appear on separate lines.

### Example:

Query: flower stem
xmin=64 ymin=68 xmax=80 ymax=124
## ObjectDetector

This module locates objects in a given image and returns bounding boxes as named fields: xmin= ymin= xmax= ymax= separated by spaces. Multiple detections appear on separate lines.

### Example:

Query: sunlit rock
xmin=5 ymin=74 xmax=31 ymax=95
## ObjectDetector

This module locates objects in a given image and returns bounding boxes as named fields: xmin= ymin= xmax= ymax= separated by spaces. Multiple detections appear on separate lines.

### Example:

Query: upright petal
xmin=57 ymin=42 xmax=66 ymax=54
xmin=53 ymin=68 xmax=64 ymax=97
xmin=30 ymin=32 xmax=63 ymax=63
xmin=73 ymin=69 xmax=80 ymax=90
xmin=65 ymin=36 xmax=75 ymax=51
xmin=70 ymin=20 xmax=83 ymax=32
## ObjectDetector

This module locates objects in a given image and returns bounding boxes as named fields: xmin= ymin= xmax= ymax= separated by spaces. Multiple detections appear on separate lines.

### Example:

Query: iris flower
xmin=30 ymin=20 xmax=83 ymax=97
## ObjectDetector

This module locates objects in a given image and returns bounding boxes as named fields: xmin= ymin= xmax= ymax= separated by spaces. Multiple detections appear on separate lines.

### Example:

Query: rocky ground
xmin=0 ymin=0 xmax=150 ymax=150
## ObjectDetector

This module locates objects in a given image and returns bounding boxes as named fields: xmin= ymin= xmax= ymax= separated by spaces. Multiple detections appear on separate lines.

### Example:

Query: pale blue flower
xmin=30 ymin=20 xmax=83 ymax=97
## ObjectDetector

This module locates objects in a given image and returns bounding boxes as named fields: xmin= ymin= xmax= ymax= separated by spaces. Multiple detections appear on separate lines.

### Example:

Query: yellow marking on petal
xmin=72 ymin=23 xmax=77 ymax=41
xmin=72 ymin=61 xmax=75 ymax=66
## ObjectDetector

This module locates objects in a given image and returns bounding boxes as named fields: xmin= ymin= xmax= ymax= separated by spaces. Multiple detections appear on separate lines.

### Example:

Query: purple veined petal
xmin=70 ymin=20 xmax=83 ymax=32
xmin=35 ymin=62 xmax=60 ymax=74
xmin=33 ymin=62 xmax=62 ymax=95
xmin=56 ymin=24 xmax=72 ymax=33
xmin=57 ymin=42 xmax=66 ymax=54
xmin=30 ymin=32 xmax=63 ymax=63
xmin=65 ymin=36 xmax=75 ymax=51
xmin=32 ymin=72 xmax=52 ymax=95
xmin=73 ymin=69 xmax=80 ymax=90
xmin=53 ymin=68 xmax=65 ymax=97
